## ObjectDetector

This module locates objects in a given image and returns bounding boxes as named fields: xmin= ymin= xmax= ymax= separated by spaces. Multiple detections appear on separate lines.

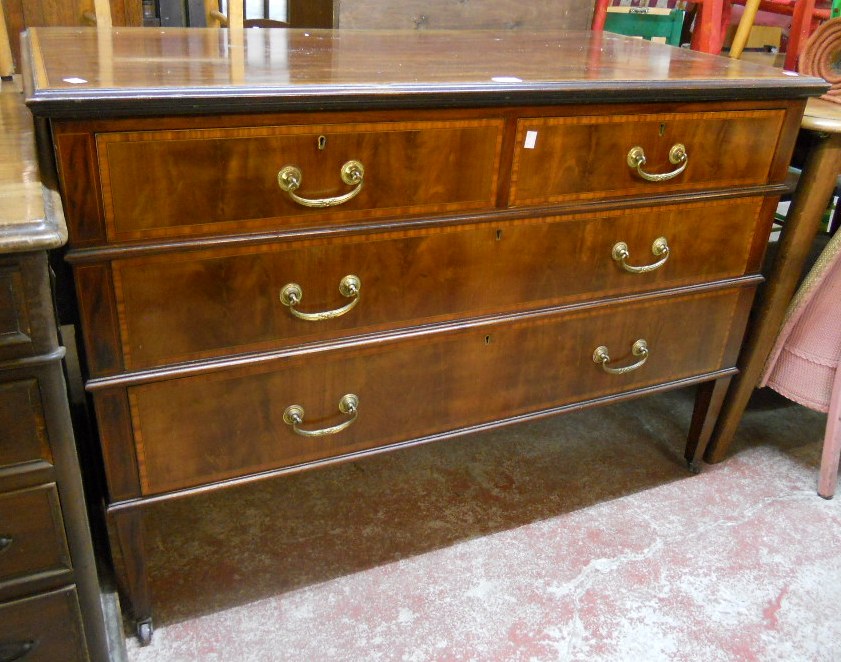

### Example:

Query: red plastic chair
xmin=593 ymin=0 xmax=830 ymax=67
xmin=592 ymin=0 xmax=731 ymax=53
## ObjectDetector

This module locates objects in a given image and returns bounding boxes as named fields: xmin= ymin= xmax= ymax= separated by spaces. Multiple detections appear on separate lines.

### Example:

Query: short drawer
xmin=0 ymin=586 xmax=88 ymax=662
xmin=103 ymin=197 xmax=767 ymax=373
xmin=96 ymin=119 xmax=504 ymax=242
xmin=0 ymin=254 xmax=57 ymax=362
xmin=0 ymin=378 xmax=52 ymax=470
xmin=0 ymin=484 xmax=71 ymax=589
xmin=510 ymin=109 xmax=785 ymax=206
xmin=123 ymin=285 xmax=750 ymax=495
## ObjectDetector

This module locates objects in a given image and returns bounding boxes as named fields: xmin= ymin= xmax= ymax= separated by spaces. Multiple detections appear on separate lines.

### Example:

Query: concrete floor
xmin=112 ymin=384 xmax=841 ymax=661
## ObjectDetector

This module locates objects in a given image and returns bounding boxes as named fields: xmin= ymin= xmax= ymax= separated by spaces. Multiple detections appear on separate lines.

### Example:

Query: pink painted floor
xmin=121 ymin=386 xmax=841 ymax=661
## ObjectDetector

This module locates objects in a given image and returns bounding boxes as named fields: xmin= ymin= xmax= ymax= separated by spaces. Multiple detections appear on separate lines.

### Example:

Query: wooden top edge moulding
xmin=21 ymin=27 xmax=828 ymax=118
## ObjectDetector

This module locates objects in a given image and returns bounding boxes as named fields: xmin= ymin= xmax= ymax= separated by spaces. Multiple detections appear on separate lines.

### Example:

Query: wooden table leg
xmin=686 ymin=375 xmax=733 ymax=472
xmin=109 ymin=508 xmax=154 ymax=646
xmin=729 ymin=0 xmax=761 ymax=60
xmin=704 ymin=131 xmax=841 ymax=463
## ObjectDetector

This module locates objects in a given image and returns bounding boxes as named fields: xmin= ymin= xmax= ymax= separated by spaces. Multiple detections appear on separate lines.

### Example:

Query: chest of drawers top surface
xmin=0 ymin=78 xmax=65 ymax=253
xmin=23 ymin=27 xmax=825 ymax=118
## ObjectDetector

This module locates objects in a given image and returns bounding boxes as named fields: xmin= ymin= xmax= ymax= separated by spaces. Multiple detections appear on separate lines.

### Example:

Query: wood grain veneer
xmin=96 ymin=119 xmax=503 ymax=241
xmin=0 ymin=75 xmax=109 ymax=660
xmin=0 ymin=378 xmax=51 ymax=467
xmin=0 ymin=484 xmax=71 ymax=592
xmin=101 ymin=197 xmax=766 ymax=374
xmin=510 ymin=109 xmax=784 ymax=205
xmin=126 ymin=286 xmax=747 ymax=495
xmin=0 ymin=587 xmax=88 ymax=662
xmin=23 ymin=28 xmax=825 ymax=118
xmin=21 ymin=27 xmax=820 ymax=645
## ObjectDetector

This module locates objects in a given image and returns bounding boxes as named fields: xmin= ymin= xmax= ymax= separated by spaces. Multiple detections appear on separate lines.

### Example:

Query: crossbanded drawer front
xmin=96 ymin=119 xmax=503 ymax=242
xmin=127 ymin=286 xmax=746 ymax=495
xmin=510 ymin=109 xmax=785 ymax=206
xmin=0 ymin=484 xmax=71 ymax=588
xmin=110 ymin=197 xmax=765 ymax=372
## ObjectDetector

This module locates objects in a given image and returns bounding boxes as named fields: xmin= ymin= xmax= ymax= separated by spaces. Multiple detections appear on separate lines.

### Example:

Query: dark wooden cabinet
xmin=22 ymin=26 xmax=825 ymax=646
xmin=0 ymin=79 xmax=109 ymax=661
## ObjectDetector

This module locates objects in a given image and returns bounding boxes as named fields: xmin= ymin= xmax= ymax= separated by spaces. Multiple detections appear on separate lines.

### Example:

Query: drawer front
xmin=510 ymin=109 xmax=785 ymax=206
xmin=109 ymin=197 xmax=765 ymax=372
xmin=97 ymin=119 xmax=504 ymax=241
xmin=0 ymin=255 xmax=58 ymax=362
xmin=0 ymin=378 xmax=52 ymax=469
xmin=126 ymin=287 xmax=747 ymax=495
xmin=0 ymin=587 xmax=88 ymax=662
xmin=0 ymin=264 xmax=32 ymax=360
xmin=0 ymin=484 xmax=71 ymax=587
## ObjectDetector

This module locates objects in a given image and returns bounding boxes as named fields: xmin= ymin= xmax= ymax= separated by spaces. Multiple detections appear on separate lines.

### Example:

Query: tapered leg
xmin=705 ymin=132 xmax=841 ymax=464
xmin=685 ymin=376 xmax=733 ymax=473
xmin=109 ymin=508 xmax=153 ymax=645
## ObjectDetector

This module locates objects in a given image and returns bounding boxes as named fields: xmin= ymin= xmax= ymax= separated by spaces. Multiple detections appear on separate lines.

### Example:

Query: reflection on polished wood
xmin=23 ymin=27 xmax=824 ymax=117
xmin=0 ymin=76 xmax=109 ymax=661
xmin=0 ymin=77 xmax=65 ymax=251
xmin=25 ymin=27 xmax=824 ymax=645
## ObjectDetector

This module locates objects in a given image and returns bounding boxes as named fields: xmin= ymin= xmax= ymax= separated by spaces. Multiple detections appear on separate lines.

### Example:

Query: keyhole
xmin=318 ymin=135 xmax=327 ymax=150
xmin=659 ymin=123 xmax=666 ymax=137
xmin=484 ymin=335 xmax=493 ymax=345
xmin=496 ymin=229 xmax=503 ymax=241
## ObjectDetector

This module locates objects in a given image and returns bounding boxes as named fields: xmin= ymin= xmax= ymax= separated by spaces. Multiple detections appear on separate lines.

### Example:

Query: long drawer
xmin=96 ymin=119 xmax=504 ymax=242
xmin=510 ymin=109 xmax=785 ymax=206
xmin=102 ymin=197 xmax=767 ymax=373
xmin=121 ymin=285 xmax=750 ymax=495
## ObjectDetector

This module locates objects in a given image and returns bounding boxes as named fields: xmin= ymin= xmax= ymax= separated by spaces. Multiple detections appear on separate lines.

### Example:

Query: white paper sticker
xmin=524 ymin=131 xmax=538 ymax=149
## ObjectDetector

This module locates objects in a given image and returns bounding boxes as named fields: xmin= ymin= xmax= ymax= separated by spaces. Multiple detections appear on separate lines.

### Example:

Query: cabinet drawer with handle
xmin=0 ymin=484 xmax=71 ymax=594
xmin=0 ymin=587 xmax=87 ymax=662
xmin=94 ymin=197 xmax=768 ymax=374
xmin=509 ymin=109 xmax=785 ymax=206
xmin=118 ymin=285 xmax=750 ymax=495
xmin=95 ymin=119 xmax=504 ymax=242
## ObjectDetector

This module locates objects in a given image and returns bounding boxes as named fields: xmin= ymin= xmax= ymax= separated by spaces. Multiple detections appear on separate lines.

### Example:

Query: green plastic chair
xmin=603 ymin=8 xmax=686 ymax=46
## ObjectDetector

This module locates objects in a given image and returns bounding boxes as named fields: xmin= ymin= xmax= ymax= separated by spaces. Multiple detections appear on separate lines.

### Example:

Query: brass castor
xmin=137 ymin=618 xmax=153 ymax=646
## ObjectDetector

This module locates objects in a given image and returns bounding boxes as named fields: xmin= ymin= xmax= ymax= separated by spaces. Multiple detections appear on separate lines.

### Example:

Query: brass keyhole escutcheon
xmin=318 ymin=135 xmax=327 ymax=150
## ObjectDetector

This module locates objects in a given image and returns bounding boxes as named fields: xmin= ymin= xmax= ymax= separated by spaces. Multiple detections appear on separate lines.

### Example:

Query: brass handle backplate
xmin=280 ymin=275 xmax=361 ymax=322
xmin=593 ymin=339 xmax=649 ymax=375
xmin=612 ymin=237 xmax=670 ymax=274
xmin=277 ymin=160 xmax=365 ymax=208
xmin=627 ymin=144 xmax=687 ymax=182
xmin=283 ymin=394 xmax=359 ymax=437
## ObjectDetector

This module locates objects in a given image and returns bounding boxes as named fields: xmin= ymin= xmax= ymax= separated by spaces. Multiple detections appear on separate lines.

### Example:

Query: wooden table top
xmin=22 ymin=27 xmax=827 ymax=118
xmin=802 ymin=97 xmax=841 ymax=134
xmin=0 ymin=77 xmax=65 ymax=253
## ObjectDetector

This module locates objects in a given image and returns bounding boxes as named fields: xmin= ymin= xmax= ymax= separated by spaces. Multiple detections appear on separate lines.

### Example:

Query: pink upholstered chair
xmin=760 ymin=229 xmax=841 ymax=498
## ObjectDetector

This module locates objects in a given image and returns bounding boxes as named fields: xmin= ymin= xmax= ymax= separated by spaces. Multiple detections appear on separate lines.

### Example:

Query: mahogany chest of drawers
xmin=22 ymin=26 xmax=824 ymax=645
